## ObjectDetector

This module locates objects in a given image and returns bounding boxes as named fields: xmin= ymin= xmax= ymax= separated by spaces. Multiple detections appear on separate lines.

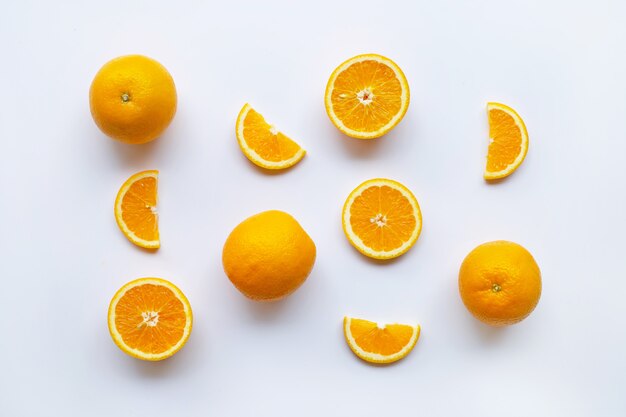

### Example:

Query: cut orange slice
xmin=235 ymin=104 xmax=306 ymax=170
xmin=342 ymin=178 xmax=422 ymax=260
xmin=485 ymin=102 xmax=529 ymax=180
xmin=343 ymin=317 xmax=420 ymax=364
xmin=325 ymin=54 xmax=410 ymax=139
xmin=114 ymin=170 xmax=159 ymax=249
xmin=108 ymin=277 xmax=192 ymax=361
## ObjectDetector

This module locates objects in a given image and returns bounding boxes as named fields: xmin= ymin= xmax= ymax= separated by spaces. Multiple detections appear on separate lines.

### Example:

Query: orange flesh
xmin=331 ymin=60 xmax=403 ymax=132
xmin=487 ymin=109 xmax=522 ymax=172
xmin=349 ymin=318 xmax=414 ymax=355
xmin=349 ymin=185 xmax=416 ymax=252
xmin=242 ymin=109 xmax=301 ymax=162
xmin=114 ymin=284 xmax=186 ymax=354
xmin=121 ymin=176 xmax=158 ymax=241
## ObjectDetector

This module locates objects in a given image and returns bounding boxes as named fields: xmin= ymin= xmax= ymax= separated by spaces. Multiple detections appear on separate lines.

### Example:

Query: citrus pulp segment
xmin=114 ymin=170 xmax=160 ymax=249
xmin=343 ymin=317 xmax=420 ymax=364
xmin=485 ymin=102 xmax=529 ymax=180
xmin=235 ymin=104 xmax=306 ymax=170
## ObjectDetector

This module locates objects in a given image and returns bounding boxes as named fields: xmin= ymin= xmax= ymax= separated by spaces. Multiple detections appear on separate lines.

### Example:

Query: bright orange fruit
xmin=342 ymin=178 xmax=422 ymax=260
xmin=222 ymin=210 xmax=316 ymax=301
xmin=89 ymin=55 xmax=177 ymax=144
xmin=485 ymin=102 xmax=529 ymax=180
xmin=459 ymin=241 xmax=542 ymax=326
xmin=108 ymin=277 xmax=192 ymax=361
xmin=325 ymin=54 xmax=410 ymax=139
xmin=343 ymin=317 xmax=420 ymax=364
xmin=235 ymin=104 xmax=305 ymax=170
xmin=114 ymin=170 xmax=159 ymax=249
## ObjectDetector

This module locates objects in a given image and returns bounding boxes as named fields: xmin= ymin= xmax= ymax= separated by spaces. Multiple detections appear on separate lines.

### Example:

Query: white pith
xmin=356 ymin=88 xmax=374 ymax=105
xmin=370 ymin=213 xmax=387 ymax=227
xmin=140 ymin=311 xmax=159 ymax=327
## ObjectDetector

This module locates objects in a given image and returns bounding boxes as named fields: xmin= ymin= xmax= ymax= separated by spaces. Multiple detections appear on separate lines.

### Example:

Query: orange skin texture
xmin=459 ymin=241 xmax=541 ymax=326
xmin=89 ymin=55 xmax=177 ymax=144
xmin=222 ymin=210 xmax=316 ymax=301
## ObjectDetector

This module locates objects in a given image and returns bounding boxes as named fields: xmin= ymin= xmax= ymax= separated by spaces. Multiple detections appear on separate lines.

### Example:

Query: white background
xmin=1 ymin=1 xmax=625 ymax=416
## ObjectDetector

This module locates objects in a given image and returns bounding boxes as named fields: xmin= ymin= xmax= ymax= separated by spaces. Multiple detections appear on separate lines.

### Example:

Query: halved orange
xmin=235 ymin=104 xmax=305 ymax=170
xmin=114 ymin=170 xmax=159 ymax=249
xmin=108 ymin=277 xmax=192 ymax=361
xmin=485 ymin=102 xmax=529 ymax=180
xmin=343 ymin=317 xmax=420 ymax=364
xmin=342 ymin=178 xmax=422 ymax=260
xmin=325 ymin=54 xmax=410 ymax=139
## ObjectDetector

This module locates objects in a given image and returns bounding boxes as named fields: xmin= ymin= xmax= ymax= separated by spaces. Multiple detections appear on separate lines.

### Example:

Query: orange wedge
xmin=343 ymin=317 xmax=420 ymax=364
xmin=485 ymin=102 xmax=529 ymax=180
xmin=114 ymin=170 xmax=159 ymax=249
xmin=325 ymin=54 xmax=410 ymax=139
xmin=235 ymin=104 xmax=305 ymax=170
xmin=342 ymin=178 xmax=422 ymax=260
xmin=108 ymin=277 xmax=193 ymax=361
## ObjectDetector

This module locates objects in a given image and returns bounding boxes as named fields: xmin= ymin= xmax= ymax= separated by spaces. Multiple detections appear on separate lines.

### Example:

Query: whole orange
xmin=458 ymin=240 xmax=541 ymax=326
xmin=222 ymin=210 xmax=316 ymax=301
xmin=89 ymin=55 xmax=177 ymax=144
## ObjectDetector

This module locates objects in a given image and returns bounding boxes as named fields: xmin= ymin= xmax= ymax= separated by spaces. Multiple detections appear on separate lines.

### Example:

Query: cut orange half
xmin=343 ymin=317 xmax=420 ymax=364
xmin=485 ymin=102 xmax=529 ymax=180
xmin=108 ymin=277 xmax=192 ymax=361
xmin=114 ymin=170 xmax=159 ymax=249
xmin=342 ymin=178 xmax=422 ymax=260
xmin=325 ymin=54 xmax=410 ymax=139
xmin=235 ymin=104 xmax=306 ymax=170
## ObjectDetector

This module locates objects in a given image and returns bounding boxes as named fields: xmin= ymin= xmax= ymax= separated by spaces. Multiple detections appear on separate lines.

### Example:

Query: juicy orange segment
xmin=114 ymin=170 xmax=159 ymax=249
xmin=108 ymin=277 xmax=192 ymax=361
xmin=235 ymin=104 xmax=305 ymax=170
xmin=342 ymin=178 xmax=422 ymax=260
xmin=325 ymin=54 xmax=410 ymax=139
xmin=343 ymin=317 xmax=420 ymax=364
xmin=485 ymin=102 xmax=529 ymax=180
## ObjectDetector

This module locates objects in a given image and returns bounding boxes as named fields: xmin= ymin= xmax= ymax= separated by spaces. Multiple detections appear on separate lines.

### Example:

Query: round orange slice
xmin=114 ymin=170 xmax=159 ymax=249
xmin=325 ymin=54 xmax=410 ymax=139
xmin=343 ymin=317 xmax=420 ymax=364
xmin=235 ymin=103 xmax=306 ymax=170
xmin=108 ymin=277 xmax=193 ymax=361
xmin=342 ymin=178 xmax=422 ymax=260
xmin=485 ymin=102 xmax=529 ymax=180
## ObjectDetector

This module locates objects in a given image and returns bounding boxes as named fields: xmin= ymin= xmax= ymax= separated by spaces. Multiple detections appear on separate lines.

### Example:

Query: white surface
xmin=1 ymin=1 xmax=625 ymax=416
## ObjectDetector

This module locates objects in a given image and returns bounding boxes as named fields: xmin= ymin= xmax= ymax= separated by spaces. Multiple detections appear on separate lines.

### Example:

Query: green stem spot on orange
xmin=121 ymin=93 xmax=130 ymax=103
xmin=492 ymin=283 xmax=502 ymax=293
